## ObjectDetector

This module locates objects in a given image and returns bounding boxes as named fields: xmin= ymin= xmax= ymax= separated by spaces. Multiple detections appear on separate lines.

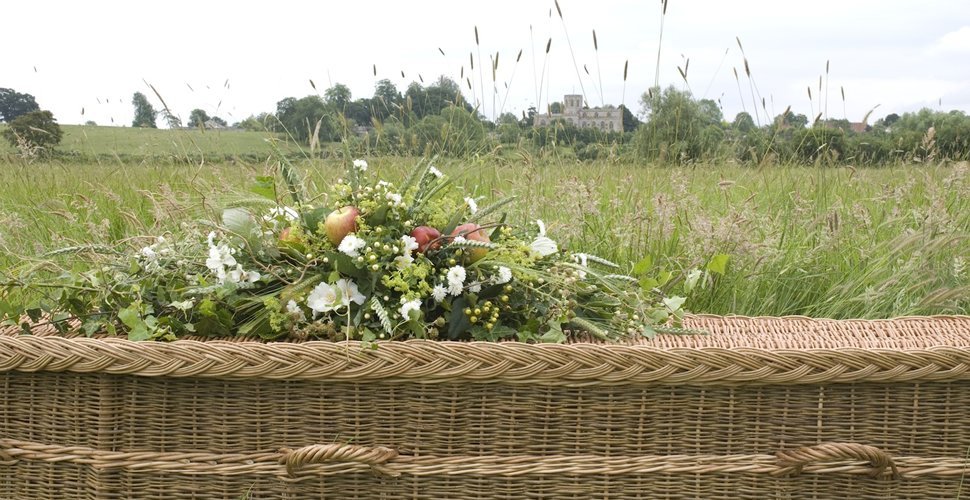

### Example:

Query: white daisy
xmin=446 ymin=265 xmax=466 ymax=296
xmin=428 ymin=166 xmax=443 ymax=178
xmin=431 ymin=284 xmax=448 ymax=302
xmin=338 ymin=234 xmax=366 ymax=257
xmin=495 ymin=266 xmax=513 ymax=285
xmin=352 ymin=159 xmax=368 ymax=171
xmin=399 ymin=298 xmax=422 ymax=320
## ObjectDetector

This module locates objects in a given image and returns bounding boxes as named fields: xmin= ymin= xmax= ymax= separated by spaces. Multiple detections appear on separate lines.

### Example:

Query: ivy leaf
xmin=119 ymin=306 xmax=150 ymax=341
xmin=706 ymin=254 xmax=730 ymax=275
xmin=447 ymin=297 xmax=471 ymax=339
xmin=633 ymin=255 xmax=653 ymax=276
xmin=540 ymin=320 xmax=566 ymax=343
xmin=251 ymin=176 xmax=277 ymax=200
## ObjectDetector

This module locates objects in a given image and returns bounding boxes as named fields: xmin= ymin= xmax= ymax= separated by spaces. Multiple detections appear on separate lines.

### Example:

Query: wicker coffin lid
xmin=1 ymin=315 xmax=968 ymax=386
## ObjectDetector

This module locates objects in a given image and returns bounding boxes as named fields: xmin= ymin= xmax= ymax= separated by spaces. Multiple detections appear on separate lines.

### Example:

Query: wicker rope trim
xmin=775 ymin=442 xmax=900 ymax=479
xmin=2 ymin=334 xmax=970 ymax=386
xmin=0 ymin=439 xmax=962 ymax=480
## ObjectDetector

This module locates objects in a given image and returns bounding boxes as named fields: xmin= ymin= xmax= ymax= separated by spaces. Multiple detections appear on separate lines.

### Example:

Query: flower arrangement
xmin=3 ymin=158 xmax=690 ymax=343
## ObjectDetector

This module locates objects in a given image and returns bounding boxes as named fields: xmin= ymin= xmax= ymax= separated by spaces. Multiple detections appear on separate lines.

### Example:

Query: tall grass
xmin=1 ymin=155 xmax=966 ymax=319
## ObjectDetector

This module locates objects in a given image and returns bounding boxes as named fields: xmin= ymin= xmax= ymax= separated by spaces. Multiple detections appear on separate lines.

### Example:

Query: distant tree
xmin=324 ymin=83 xmax=352 ymax=111
xmin=406 ymin=76 xmax=471 ymax=121
xmin=235 ymin=112 xmax=276 ymax=132
xmin=84 ymin=120 xmax=97 ymax=126
xmin=373 ymin=79 xmax=402 ymax=121
xmin=1 ymin=110 xmax=63 ymax=153
xmin=620 ymin=105 xmax=640 ymax=132
xmin=521 ymin=106 xmax=537 ymax=127
xmin=0 ymin=88 xmax=40 ymax=122
xmin=275 ymin=95 xmax=338 ymax=143
xmin=883 ymin=113 xmax=900 ymax=127
xmin=188 ymin=109 xmax=210 ymax=128
xmin=732 ymin=112 xmax=756 ymax=133
xmin=497 ymin=112 xmax=519 ymax=127
xmin=636 ymin=85 xmax=724 ymax=162
xmin=548 ymin=102 xmax=563 ymax=114
xmin=131 ymin=92 xmax=158 ymax=128
xmin=210 ymin=116 xmax=228 ymax=127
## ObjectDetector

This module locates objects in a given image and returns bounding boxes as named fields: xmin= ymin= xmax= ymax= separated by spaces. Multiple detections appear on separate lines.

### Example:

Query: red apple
xmin=450 ymin=223 xmax=490 ymax=262
xmin=324 ymin=205 xmax=360 ymax=245
xmin=410 ymin=226 xmax=442 ymax=253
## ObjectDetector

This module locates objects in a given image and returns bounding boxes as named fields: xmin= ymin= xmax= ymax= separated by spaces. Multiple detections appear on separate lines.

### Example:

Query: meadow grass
xmin=0 ymin=124 xmax=300 ymax=162
xmin=1 ymin=150 xmax=966 ymax=319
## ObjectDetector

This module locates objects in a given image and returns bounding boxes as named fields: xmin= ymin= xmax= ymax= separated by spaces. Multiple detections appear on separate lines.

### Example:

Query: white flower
xmin=399 ymin=298 xmax=422 ymax=320
xmin=431 ymin=284 xmax=448 ymax=302
xmin=494 ymin=266 xmax=512 ymax=285
xmin=226 ymin=265 xmax=260 ymax=284
xmin=386 ymin=192 xmax=402 ymax=205
xmin=338 ymin=234 xmax=366 ymax=257
xmin=464 ymin=197 xmax=478 ymax=214
xmin=428 ymin=166 xmax=443 ymax=178
xmin=335 ymin=278 xmax=366 ymax=307
xmin=530 ymin=236 xmax=558 ymax=257
xmin=530 ymin=220 xmax=557 ymax=257
xmin=307 ymin=279 xmax=365 ymax=314
xmin=468 ymin=282 xmax=482 ymax=293
xmin=452 ymin=235 xmax=467 ymax=244
xmin=572 ymin=253 xmax=589 ymax=279
xmin=307 ymin=282 xmax=339 ymax=314
xmin=205 ymin=234 xmax=240 ymax=283
xmin=139 ymin=245 xmax=158 ymax=262
xmin=446 ymin=265 xmax=466 ymax=296
xmin=377 ymin=180 xmax=391 ymax=187
xmin=400 ymin=235 xmax=419 ymax=255
xmin=286 ymin=299 xmax=306 ymax=322
xmin=394 ymin=255 xmax=414 ymax=270
xmin=353 ymin=159 xmax=368 ymax=171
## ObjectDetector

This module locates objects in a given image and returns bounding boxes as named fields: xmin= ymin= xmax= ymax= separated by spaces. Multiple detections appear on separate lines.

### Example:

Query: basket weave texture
xmin=2 ymin=315 xmax=970 ymax=499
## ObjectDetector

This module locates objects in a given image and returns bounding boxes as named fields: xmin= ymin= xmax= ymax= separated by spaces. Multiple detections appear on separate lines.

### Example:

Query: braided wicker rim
xmin=0 ymin=440 xmax=963 ymax=480
xmin=2 ymin=315 xmax=968 ymax=386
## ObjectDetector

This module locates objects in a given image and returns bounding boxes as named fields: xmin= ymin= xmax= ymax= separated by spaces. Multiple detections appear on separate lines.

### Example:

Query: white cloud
xmin=930 ymin=26 xmax=970 ymax=54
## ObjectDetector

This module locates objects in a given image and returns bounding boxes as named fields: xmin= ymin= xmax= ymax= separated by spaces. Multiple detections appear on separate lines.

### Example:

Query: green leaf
xmin=119 ymin=306 xmax=150 ymax=341
xmin=540 ymin=320 xmax=566 ymax=343
xmin=222 ymin=208 xmax=258 ymax=238
xmin=633 ymin=255 xmax=653 ymax=276
xmin=251 ymin=176 xmax=277 ymax=200
xmin=447 ymin=297 xmax=472 ymax=339
xmin=706 ymin=254 xmax=730 ymax=275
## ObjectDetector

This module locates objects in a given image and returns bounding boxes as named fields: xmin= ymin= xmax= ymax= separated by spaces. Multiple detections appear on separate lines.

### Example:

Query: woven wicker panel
xmin=2 ymin=315 xmax=970 ymax=499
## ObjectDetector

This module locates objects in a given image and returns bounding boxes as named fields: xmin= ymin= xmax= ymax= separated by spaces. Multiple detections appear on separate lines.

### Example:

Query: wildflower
xmin=307 ymin=282 xmax=338 ymax=314
xmin=227 ymin=265 xmax=260 ymax=284
xmin=400 ymin=235 xmax=419 ymax=255
xmin=399 ymin=298 xmax=421 ymax=320
xmin=468 ymin=282 xmax=482 ymax=293
xmin=285 ymin=299 xmax=306 ymax=323
xmin=428 ymin=166 xmax=443 ymax=178
xmin=464 ymin=197 xmax=478 ymax=214
xmin=447 ymin=265 xmax=466 ymax=296
xmin=338 ymin=234 xmax=366 ymax=257
xmin=386 ymin=191 xmax=402 ymax=206
xmin=572 ymin=253 xmax=589 ymax=279
xmin=431 ymin=284 xmax=447 ymax=302
xmin=307 ymin=279 xmax=365 ymax=314
xmin=353 ymin=159 xmax=368 ymax=171
xmin=494 ymin=266 xmax=513 ymax=285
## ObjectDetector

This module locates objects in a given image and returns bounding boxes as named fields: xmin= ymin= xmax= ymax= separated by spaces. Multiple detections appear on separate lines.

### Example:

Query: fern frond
xmin=370 ymin=297 xmax=393 ymax=336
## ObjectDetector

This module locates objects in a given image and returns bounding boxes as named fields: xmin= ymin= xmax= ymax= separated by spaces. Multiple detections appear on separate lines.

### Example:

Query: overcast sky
xmin=5 ymin=0 xmax=969 ymax=127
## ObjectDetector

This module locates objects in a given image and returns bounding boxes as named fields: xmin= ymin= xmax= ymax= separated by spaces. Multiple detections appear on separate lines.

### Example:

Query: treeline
xmin=625 ymin=86 xmax=970 ymax=165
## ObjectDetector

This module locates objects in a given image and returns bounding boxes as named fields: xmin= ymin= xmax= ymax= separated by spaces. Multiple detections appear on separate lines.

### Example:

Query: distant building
xmin=534 ymin=94 xmax=623 ymax=132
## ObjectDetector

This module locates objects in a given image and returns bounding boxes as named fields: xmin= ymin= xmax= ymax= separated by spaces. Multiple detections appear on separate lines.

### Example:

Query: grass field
xmin=0 ymin=124 xmax=301 ymax=163
xmin=1 ymin=127 xmax=966 ymax=319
